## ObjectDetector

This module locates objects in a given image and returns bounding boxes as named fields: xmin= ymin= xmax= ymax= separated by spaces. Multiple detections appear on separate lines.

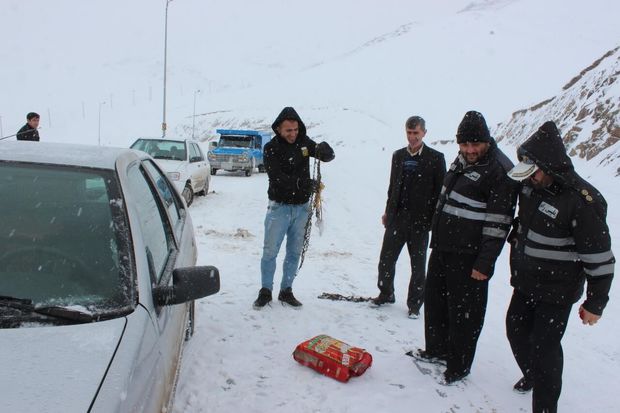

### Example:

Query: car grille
xmin=213 ymin=154 xmax=241 ymax=162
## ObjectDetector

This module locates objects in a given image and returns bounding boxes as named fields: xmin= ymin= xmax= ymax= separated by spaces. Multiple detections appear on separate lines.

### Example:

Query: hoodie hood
xmin=516 ymin=121 xmax=607 ymax=216
xmin=517 ymin=121 xmax=575 ymax=183
xmin=271 ymin=107 xmax=307 ymax=139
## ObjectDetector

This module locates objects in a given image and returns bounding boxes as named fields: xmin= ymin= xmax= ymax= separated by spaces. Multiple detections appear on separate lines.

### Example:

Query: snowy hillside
xmin=3 ymin=0 xmax=620 ymax=147
xmin=494 ymin=46 xmax=620 ymax=174
xmin=3 ymin=0 xmax=620 ymax=412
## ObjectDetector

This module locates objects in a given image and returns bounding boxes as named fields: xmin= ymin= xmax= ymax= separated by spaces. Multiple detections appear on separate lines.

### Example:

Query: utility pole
xmin=98 ymin=101 xmax=106 ymax=146
xmin=192 ymin=89 xmax=200 ymax=139
xmin=162 ymin=0 xmax=174 ymax=138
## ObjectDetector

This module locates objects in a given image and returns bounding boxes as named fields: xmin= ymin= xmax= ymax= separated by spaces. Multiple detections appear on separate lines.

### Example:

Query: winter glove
xmin=316 ymin=141 xmax=335 ymax=162
xmin=297 ymin=178 xmax=319 ymax=193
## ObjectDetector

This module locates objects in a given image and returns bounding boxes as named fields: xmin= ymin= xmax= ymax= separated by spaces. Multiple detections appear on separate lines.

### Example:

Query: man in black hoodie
xmin=505 ymin=121 xmax=614 ymax=413
xmin=254 ymin=107 xmax=335 ymax=309
xmin=16 ymin=112 xmax=40 ymax=141
xmin=414 ymin=111 xmax=518 ymax=384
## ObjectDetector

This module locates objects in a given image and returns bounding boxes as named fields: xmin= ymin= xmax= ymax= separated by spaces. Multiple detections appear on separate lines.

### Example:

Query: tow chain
xmin=317 ymin=292 xmax=374 ymax=303
xmin=299 ymin=158 xmax=323 ymax=269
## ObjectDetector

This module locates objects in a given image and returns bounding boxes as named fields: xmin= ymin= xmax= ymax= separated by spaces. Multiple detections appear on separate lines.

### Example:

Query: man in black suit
xmin=372 ymin=116 xmax=446 ymax=318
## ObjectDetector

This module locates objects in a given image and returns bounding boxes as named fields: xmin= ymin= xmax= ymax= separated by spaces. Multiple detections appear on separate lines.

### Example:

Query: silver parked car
xmin=130 ymin=138 xmax=210 ymax=206
xmin=0 ymin=142 xmax=220 ymax=413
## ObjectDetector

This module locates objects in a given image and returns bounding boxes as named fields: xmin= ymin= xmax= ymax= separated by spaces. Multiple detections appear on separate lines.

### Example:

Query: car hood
xmin=154 ymin=158 xmax=186 ymax=173
xmin=0 ymin=317 xmax=126 ymax=413
xmin=213 ymin=147 xmax=250 ymax=155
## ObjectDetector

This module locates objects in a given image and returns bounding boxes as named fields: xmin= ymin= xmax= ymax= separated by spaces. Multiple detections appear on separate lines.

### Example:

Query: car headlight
xmin=167 ymin=172 xmax=180 ymax=181
xmin=239 ymin=154 xmax=248 ymax=162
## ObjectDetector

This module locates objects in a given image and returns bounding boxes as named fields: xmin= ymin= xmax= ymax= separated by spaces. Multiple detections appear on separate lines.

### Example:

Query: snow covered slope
xmin=3 ymin=0 xmax=620 ymax=412
xmin=3 ymin=0 xmax=620 ymax=148
xmin=495 ymin=46 xmax=620 ymax=174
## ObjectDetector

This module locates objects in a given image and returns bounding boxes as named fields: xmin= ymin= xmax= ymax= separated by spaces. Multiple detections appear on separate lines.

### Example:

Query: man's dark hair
xmin=406 ymin=116 xmax=426 ymax=131
xmin=27 ymin=112 xmax=40 ymax=121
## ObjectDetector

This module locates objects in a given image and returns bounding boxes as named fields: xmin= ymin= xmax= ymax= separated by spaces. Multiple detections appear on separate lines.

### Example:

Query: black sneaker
xmin=513 ymin=377 xmax=533 ymax=393
xmin=278 ymin=287 xmax=302 ymax=307
xmin=253 ymin=288 xmax=272 ymax=309
xmin=408 ymin=308 xmax=420 ymax=319
xmin=441 ymin=369 xmax=470 ymax=385
xmin=371 ymin=293 xmax=395 ymax=306
xmin=410 ymin=349 xmax=447 ymax=366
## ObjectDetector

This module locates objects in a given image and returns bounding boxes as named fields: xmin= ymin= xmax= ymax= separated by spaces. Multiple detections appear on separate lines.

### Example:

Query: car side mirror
xmin=209 ymin=141 xmax=217 ymax=149
xmin=153 ymin=265 xmax=220 ymax=306
xmin=189 ymin=156 xmax=202 ymax=163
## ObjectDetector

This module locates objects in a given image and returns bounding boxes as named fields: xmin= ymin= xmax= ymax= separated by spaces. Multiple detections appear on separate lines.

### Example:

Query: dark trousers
xmin=377 ymin=211 xmax=429 ymax=312
xmin=506 ymin=290 xmax=572 ymax=413
xmin=424 ymin=250 xmax=488 ymax=375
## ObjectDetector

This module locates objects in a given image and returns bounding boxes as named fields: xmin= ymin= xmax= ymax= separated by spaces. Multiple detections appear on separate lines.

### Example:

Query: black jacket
xmin=384 ymin=145 xmax=446 ymax=230
xmin=509 ymin=121 xmax=614 ymax=314
xmin=264 ymin=107 xmax=335 ymax=204
xmin=431 ymin=140 xmax=518 ymax=277
xmin=16 ymin=124 xmax=39 ymax=141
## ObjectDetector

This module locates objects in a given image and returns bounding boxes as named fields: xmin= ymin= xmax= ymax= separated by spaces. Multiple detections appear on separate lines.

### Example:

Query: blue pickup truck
xmin=207 ymin=129 xmax=271 ymax=176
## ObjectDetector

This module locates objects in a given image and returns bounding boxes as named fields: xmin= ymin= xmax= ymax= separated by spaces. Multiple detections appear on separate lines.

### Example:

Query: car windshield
xmin=219 ymin=136 xmax=253 ymax=148
xmin=132 ymin=139 xmax=187 ymax=161
xmin=0 ymin=163 xmax=133 ymax=313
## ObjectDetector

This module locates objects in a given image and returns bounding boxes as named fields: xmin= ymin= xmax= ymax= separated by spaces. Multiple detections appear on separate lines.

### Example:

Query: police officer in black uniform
xmin=505 ymin=121 xmax=614 ymax=413
xmin=414 ymin=111 xmax=518 ymax=384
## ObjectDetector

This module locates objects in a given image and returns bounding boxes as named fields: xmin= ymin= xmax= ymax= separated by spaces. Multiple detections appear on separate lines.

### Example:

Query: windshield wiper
xmin=1 ymin=296 xmax=98 ymax=325
xmin=34 ymin=306 xmax=95 ymax=322
xmin=0 ymin=295 xmax=34 ymax=311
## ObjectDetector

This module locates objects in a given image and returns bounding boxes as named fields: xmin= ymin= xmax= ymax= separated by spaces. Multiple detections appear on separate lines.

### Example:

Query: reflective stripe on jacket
xmin=509 ymin=182 xmax=614 ymax=314
xmin=430 ymin=144 xmax=518 ymax=277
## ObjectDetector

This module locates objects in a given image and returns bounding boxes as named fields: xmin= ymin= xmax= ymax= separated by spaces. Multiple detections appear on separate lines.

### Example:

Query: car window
xmin=219 ymin=136 xmax=253 ymax=148
xmin=194 ymin=144 xmax=206 ymax=159
xmin=0 ymin=163 xmax=131 ymax=310
xmin=189 ymin=143 xmax=201 ymax=162
xmin=142 ymin=159 xmax=182 ymax=233
xmin=126 ymin=164 xmax=173 ymax=282
xmin=131 ymin=139 xmax=187 ymax=161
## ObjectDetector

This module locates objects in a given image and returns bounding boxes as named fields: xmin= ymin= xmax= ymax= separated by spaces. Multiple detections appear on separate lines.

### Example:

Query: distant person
xmin=414 ymin=111 xmax=518 ymax=384
xmin=16 ymin=112 xmax=40 ymax=141
xmin=253 ymin=107 xmax=335 ymax=309
xmin=371 ymin=116 xmax=446 ymax=319
xmin=505 ymin=121 xmax=614 ymax=413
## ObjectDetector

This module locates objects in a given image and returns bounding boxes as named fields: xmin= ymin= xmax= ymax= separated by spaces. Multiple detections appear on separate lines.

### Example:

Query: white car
xmin=130 ymin=138 xmax=211 ymax=206
xmin=0 ymin=141 xmax=220 ymax=413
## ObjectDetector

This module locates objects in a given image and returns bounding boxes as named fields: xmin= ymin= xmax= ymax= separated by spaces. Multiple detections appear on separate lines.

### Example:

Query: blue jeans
xmin=260 ymin=201 xmax=310 ymax=291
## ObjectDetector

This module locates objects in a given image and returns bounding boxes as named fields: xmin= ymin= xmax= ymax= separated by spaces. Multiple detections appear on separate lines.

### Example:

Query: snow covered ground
xmin=173 ymin=133 xmax=619 ymax=413
xmin=3 ymin=0 xmax=620 ymax=412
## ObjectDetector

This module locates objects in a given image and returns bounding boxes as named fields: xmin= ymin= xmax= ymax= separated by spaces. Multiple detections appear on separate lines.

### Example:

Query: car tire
xmin=197 ymin=177 xmax=209 ymax=196
xmin=210 ymin=168 xmax=218 ymax=175
xmin=184 ymin=301 xmax=195 ymax=341
xmin=244 ymin=160 xmax=255 ymax=177
xmin=182 ymin=184 xmax=194 ymax=206
xmin=258 ymin=164 xmax=266 ymax=173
